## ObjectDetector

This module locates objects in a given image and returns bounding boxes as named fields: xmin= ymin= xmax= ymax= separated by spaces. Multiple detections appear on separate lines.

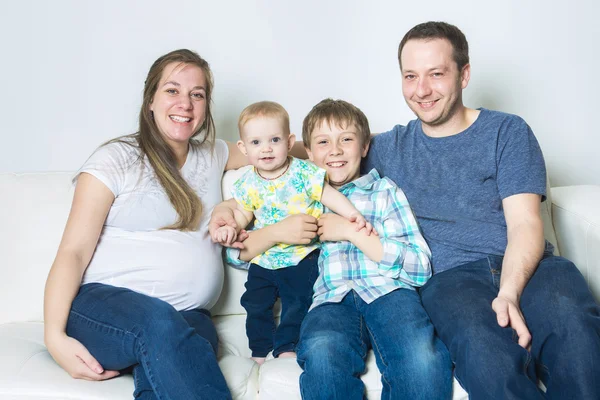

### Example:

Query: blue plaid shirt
xmin=311 ymin=169 xmax=431 ymax=310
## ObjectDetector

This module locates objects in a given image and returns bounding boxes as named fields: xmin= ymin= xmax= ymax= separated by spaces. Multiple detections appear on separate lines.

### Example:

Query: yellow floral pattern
xmin=231 ymin=157 xmax=326 ymax=269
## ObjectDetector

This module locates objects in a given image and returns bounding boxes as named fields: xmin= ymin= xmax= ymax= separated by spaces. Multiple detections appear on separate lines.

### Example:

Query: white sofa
xmin=1 ymin=168 xmax=598 ymax=400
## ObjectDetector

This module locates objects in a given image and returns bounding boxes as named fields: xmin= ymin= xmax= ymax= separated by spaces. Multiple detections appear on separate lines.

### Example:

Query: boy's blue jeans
xmin=420 ymin=255 xmax=600 ymax=400
xmin=66 ymin=283 xmax=231 ymax=400
xmin=241 ymin=250 xmax=319 ymax=357
xmin=296 ymin=289 xmax=453 ymax=400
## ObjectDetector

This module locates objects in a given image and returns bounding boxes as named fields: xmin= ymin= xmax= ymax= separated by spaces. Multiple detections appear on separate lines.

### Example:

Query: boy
xmin=296 ymin=99 xmax=452 ymax=399
xmin=212 ymin=101 xmax=372 ymax=364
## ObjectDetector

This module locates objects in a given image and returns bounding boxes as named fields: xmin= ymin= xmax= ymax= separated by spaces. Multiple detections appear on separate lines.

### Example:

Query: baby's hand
xmin=349 ymin=213 xmax=377 ymax=236
xmin=214 ymin=225 xmax=238 ymax=246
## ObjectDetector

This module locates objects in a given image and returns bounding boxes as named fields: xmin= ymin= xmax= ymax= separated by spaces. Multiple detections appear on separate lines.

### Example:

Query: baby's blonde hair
xmin=238 ymin=101 xmax=290 ymax=137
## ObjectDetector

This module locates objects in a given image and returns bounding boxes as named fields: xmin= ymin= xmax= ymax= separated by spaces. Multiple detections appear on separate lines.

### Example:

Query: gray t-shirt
xmin=363 ymin=108 xmax=553 ymax=273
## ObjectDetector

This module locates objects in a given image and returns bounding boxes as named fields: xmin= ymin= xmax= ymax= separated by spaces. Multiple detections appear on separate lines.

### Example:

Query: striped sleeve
xmin=377 ymin=179 xmax=432 ymax=287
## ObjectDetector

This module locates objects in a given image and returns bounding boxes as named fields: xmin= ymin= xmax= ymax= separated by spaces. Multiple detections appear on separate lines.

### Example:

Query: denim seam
xmin=70 ymin=310 xmax=133 ymax=338
xmin=366 ymin=325 xmax=391 ymax=400
xmin=353 ymin=293 xmax=368 ymax=360
xmin=137 ymin=337 xmax=163 ymax=400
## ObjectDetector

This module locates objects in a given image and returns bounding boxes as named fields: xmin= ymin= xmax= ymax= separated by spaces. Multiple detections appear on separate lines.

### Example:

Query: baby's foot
xmin=277 ymin=351 xmax=297 ymax=359
xmin=251 ymin=356 xmax=266 ymax=365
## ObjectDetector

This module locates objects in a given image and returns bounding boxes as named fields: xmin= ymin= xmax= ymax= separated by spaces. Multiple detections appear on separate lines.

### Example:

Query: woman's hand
xmin=46 ymin=332 xmax=120 ymax=381
xmin=209 ymin=200 xmax=247 ymax=249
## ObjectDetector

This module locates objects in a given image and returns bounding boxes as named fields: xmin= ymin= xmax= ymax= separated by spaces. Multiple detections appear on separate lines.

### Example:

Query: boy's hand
xmin=349 ymin=213 xmax=377 ymax=236
xmin=317 ymin=213 xmax=352 ymax=242
xmin=214 ymin=225 xmax=238 ymax=246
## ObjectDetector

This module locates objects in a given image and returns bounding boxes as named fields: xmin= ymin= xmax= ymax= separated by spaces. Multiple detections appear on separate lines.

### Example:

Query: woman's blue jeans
xmin=420 ymin=255 xmax=600 ymax=400
xmin=296 ymin=289 xmax=453 ymax=400
xmin=66 ymin=283 xmax=232 ymax=400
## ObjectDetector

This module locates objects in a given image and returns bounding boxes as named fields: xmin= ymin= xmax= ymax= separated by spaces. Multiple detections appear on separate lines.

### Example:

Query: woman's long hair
xmin=112 ymin=49 xmax=216 ymax=231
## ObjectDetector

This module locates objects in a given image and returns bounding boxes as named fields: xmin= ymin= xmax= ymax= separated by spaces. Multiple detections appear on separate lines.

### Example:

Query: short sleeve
xmin=496 ymin=117 xmax=547 ymax=201
xmin=231 ymin=172 xmax=257 ymax=212
xmin=361 ymin=127 xmax=398 ymax=176
xmin=76 ymin=141 xmax=137 ymax=196
xmin=299 ymin=160 xmax=326 ymax=202
xmin=213 ymin=139 xmax=229 ymax=175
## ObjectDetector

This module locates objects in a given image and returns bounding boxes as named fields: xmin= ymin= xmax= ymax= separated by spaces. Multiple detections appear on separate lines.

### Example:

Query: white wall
xmin=1 ymin=0 xmax=598 ymax=187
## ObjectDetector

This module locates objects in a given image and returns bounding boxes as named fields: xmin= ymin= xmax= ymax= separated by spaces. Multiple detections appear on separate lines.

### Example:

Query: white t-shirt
xmin=77 ymin=137 xmax=229 ymax=311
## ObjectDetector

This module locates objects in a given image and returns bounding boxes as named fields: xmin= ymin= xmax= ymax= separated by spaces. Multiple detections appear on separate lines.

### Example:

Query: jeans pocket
xmin=486 ymin=255 xmax=504 ymax=289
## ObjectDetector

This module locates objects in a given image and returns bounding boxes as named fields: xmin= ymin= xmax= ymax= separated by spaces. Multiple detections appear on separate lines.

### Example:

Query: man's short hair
xmin=238 ymin=101 xmax=290 ymax=136
xmin=302 ymin=99 xmax=371 ymax=148
xmin=398 ymin=21 xmax=469 ymax=71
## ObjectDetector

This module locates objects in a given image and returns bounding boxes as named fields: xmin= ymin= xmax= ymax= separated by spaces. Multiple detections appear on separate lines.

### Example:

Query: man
xmin=362 ymin=21 xmax=600 ymax=399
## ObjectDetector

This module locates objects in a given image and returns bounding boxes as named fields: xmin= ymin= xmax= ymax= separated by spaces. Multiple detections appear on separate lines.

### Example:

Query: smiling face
xmin=400 ymin=38 xmax=470 ymax=135
xmin=149 ymin=62 xmax=207 ymax=151
xmin=237 ymin=116 xmax=295 ymax=178
xmin=306 ymin=121 xmax=369 ymax=189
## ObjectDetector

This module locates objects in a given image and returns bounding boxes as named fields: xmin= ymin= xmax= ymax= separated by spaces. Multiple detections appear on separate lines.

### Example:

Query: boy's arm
xmin=320 ymin=183 xmax=360 ymax=220
xmin=233 ymin=214 xmax=319 ymax=262
xmin=321 ymin=183 xmax=374 ymax=234
xmin=376 ymin=185 xmax=431 ymax=287
xmin=318 ymin=213 xmax=383 ymax=261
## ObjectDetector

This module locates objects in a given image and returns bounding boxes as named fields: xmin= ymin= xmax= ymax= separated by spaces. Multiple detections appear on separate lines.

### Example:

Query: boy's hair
xmin=238 ymin=101 xmax=290 ymax=136
xmin=398 ymin=21 xmax=469 ymax=71
xmin=302 ymin=99 xmax=371 ymax=148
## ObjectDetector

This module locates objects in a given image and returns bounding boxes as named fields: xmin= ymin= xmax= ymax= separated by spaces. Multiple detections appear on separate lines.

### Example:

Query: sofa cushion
xmin=0 ymin=321 xmax=258 ymax=400
xmin=256 ymin=351 xmax=469 ymax=400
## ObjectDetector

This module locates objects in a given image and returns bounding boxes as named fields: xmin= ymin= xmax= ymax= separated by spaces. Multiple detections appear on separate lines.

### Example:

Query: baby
xmin=212 ymin=101 xmax=371 ymax=363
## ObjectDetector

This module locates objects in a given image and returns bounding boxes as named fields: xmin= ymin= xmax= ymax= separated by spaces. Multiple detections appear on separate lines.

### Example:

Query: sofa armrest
xmin=551 ymin=185 xmax=600 ymax=303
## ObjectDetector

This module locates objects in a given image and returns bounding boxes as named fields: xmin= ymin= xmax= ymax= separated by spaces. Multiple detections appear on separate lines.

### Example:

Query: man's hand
xmin=491 ymin=293 xmax=531 ymax=349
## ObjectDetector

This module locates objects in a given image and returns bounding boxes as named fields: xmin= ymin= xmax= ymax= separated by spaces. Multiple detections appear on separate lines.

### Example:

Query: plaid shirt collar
xmin=338 ymin=168 xmax=380 ymax=194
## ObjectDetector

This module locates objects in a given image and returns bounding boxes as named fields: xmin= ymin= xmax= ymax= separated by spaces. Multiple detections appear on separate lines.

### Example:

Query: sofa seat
xmin=0 ymin=320 xmax=466 ymax=400
xmin=1 ymin=170 xmax=598 ymax=399
xmin=0 ymin=320 xmax=258 ymax=400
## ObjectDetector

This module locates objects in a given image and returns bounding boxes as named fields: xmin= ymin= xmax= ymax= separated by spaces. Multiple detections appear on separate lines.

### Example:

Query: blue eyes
xmin=250 ymin=137 xmax=282 ymax=145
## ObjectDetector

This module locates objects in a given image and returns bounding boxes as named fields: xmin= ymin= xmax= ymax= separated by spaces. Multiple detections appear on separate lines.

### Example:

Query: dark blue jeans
xmin=420 ymin=255 xmax=600 ymax=400
xmin=66 ymin=283 xmax=231 ymax=400
xmin=241 ymin=250 xmax=319 ymax=357
xmin=297 ymin=289 xmax=453 ymax=400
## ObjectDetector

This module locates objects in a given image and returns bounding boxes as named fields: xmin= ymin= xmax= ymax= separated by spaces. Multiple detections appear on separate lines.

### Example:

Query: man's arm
xmin=492 ymin=193 xmax=545 ymax=348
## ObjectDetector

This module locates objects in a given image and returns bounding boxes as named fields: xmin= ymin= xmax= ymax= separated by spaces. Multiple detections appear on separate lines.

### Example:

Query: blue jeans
xmin=241 ymin=250 xmax=319 ymax=357
xmin=66 ymin=283 xmax=231 ymax=400
xmin=420 ymin=255 xmax=600 ymax=400
xmin=296 ymin=289 xmax=453 ymax=400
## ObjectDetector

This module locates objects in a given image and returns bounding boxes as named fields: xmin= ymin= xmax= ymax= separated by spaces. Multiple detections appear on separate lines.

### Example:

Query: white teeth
xmin=328 ymin=162 xmax=345 ymax=167
xmin=170 ymin=115 xmax=191 ymax=122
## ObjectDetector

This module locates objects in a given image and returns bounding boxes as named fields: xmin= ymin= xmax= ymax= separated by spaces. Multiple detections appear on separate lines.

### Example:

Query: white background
xmin=1 ymin=0 xmax=598 ymax=187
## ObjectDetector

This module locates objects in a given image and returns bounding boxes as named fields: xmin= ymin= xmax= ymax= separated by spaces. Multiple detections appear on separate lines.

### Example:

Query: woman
xmin=44 ymin=49 xmax=247 ymax=400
